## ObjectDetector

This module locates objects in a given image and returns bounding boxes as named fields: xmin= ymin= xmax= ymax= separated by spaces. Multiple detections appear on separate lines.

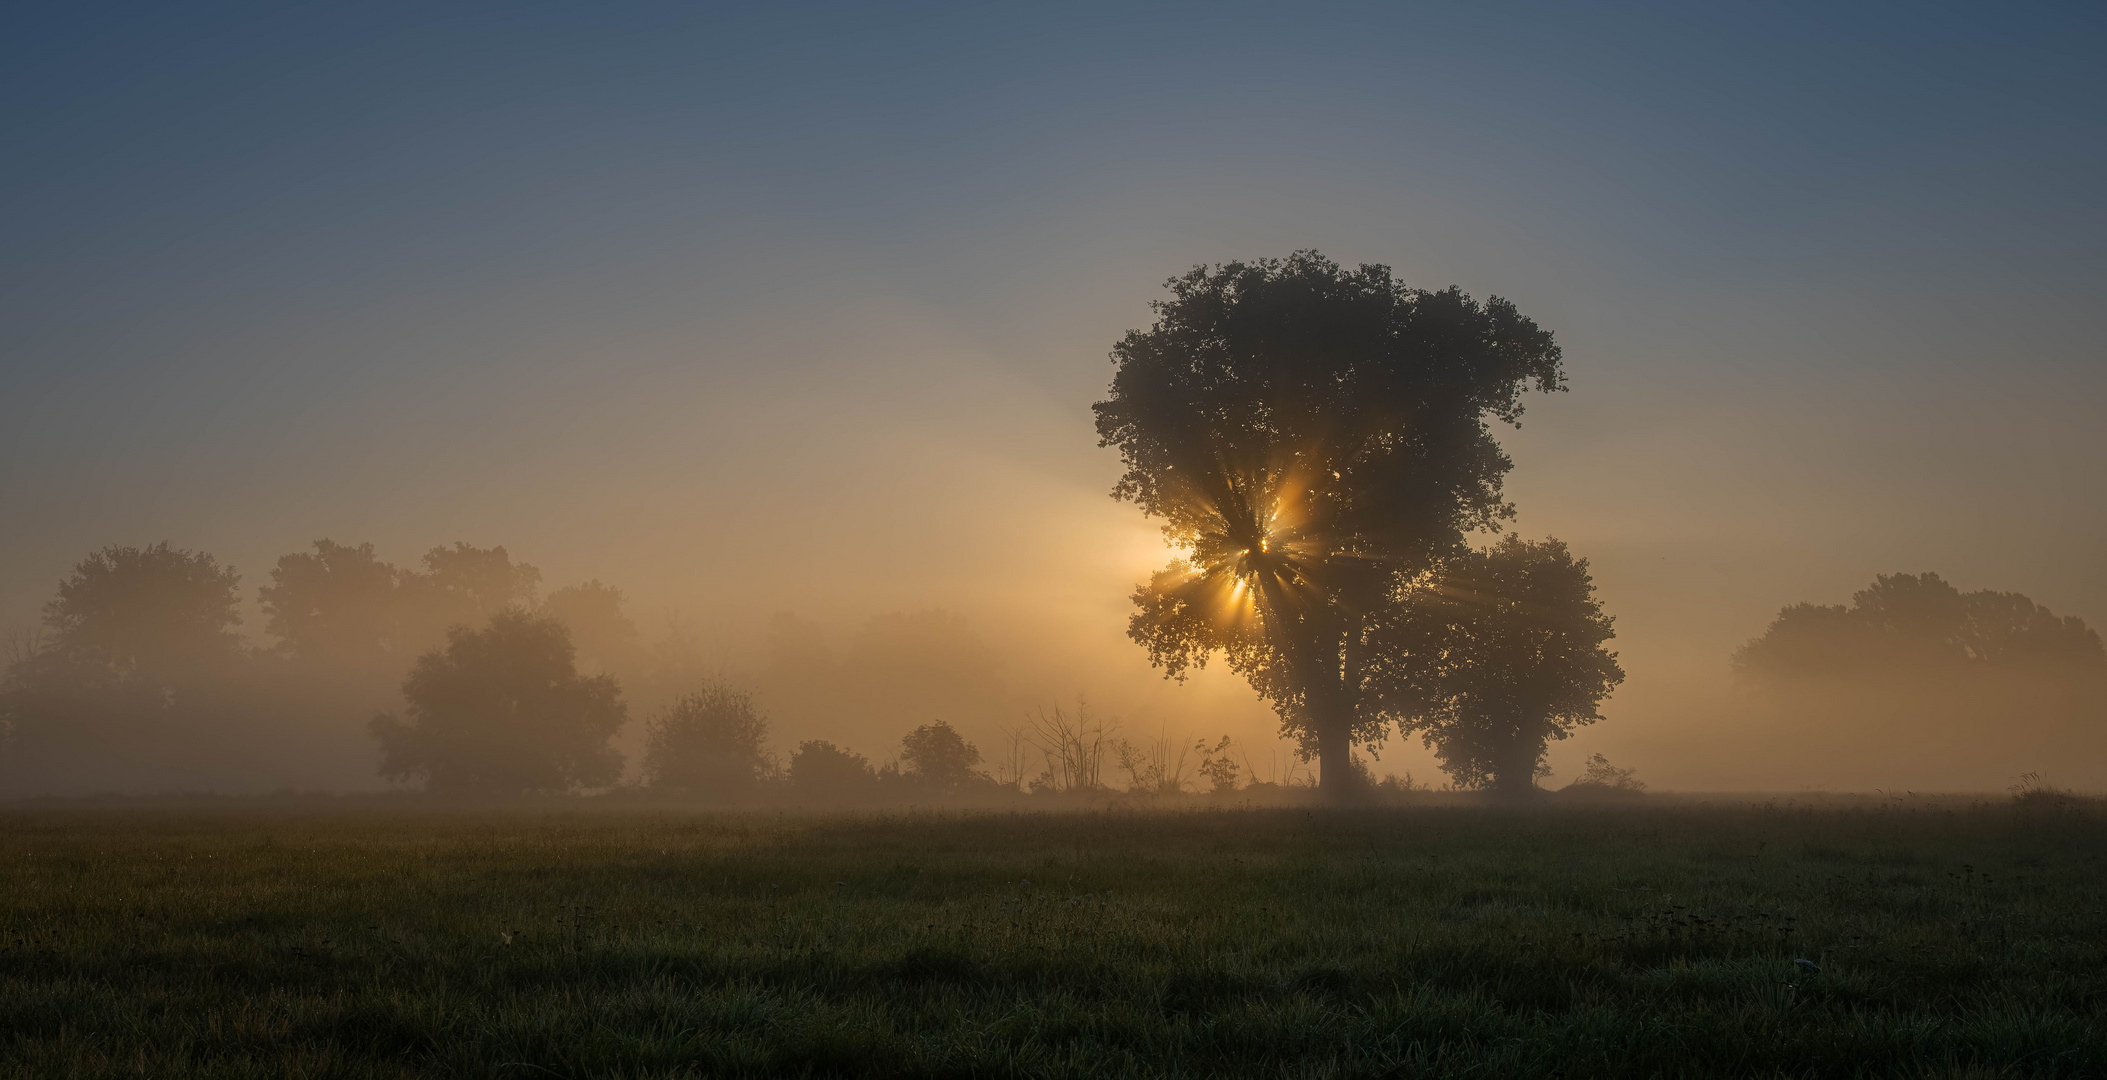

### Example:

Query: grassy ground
xmin=1 ymin=796 xmax=2102 ymax=1078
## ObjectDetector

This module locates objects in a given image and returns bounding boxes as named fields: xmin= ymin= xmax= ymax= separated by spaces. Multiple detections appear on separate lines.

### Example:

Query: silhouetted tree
xmin=42 ymin=542 xmax=243 ymax=675
xmin=788 ymin=739 xmax=877 ymax=799
xmin=1367 ymin=536 xmax=1622 ymax=795
xmin=396 ymin=543 xmax=541 ymax=656
xmin=541 ymin=580 xmax=644 ymax=676
xmin=642 ymin=682 xmax=771 ymax=794
xmin=1736 ymin=572 xmax=2104 ymax=680
xmin=1095 ymin=251 xmax=1565 ymax=791
xmin=0 ymin=544 xmax=276 ymax=794
xmin=898 ymin=719 xmax=985 ymax=793
xmin=371 ymin=611 xmax=624 ymax=795
xmin=258 ymin=540 xmax=402 ymax=672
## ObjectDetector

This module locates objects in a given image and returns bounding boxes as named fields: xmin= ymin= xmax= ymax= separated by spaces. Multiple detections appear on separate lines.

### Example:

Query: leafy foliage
xmin=1736 ymin=572 xmax=2104 ymax=680
xmin=1368 ymin=536 xmax=1623 ymax=793
xmin=258 ymin=540 xmax=403 ymax=671
xmin=642 ymin=682 xmax=772 ymax=794
xmin=372 ymin=611 xmax=624 ymax=795
xmin=897 ymin=719 xmax=985 ymax=792
xmin=788 ymin=739 xmax=877 ymax=798
xmin=41 ymin=542 xmax=243 ymax=675
xmin=1094 ymin=251 xmax=1566 ymax=788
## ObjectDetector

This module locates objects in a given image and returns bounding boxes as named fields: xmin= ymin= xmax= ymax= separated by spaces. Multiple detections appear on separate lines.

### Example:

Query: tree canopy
xmin=1736 ymin=572 xmax=2104 ymax=680
xmin=1094 ymin=250 xmax=1566 ymax=790
xmin=372 ymin=610 xmax=624 ymax=795
xmin=1366 ymin=536 xmax=1623 ymax=794
xmin=642 ymin=682 xmax=772 ymax=794
xmin=42 ymin=542 xmax=243 ymax=676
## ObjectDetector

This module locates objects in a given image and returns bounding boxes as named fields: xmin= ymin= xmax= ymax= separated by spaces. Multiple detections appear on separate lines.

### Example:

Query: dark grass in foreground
xmin=2 ymin=799 xmax=2103 ymax=1078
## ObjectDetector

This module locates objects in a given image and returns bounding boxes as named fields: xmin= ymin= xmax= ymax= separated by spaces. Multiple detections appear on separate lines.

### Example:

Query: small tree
xmin=789 ymin=739 xmax=876 ymax=799
xmin=371 ymin=611 xmax=625 ymax=795
xmin=1196 ymin=735 xmax=1241 ymax=793
xmin=1570 ymin=752 xmax=1645 ymax=792
xmin=898 ymin=719 xmax=984 ymax=792
xmin=1368 ymin=535 xmax=1622 ymax=795
xmin=643 ymin=682 xmax=772 ymax=794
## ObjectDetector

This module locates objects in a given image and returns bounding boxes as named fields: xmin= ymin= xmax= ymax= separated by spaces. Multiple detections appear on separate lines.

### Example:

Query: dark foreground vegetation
xmin=3 ymin=797 xmax=2104 ymax=1078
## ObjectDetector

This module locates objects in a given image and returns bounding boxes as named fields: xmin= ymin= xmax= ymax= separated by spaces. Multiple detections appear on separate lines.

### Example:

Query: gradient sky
xmin=5 ymin=1 xmax=2103 ymax=788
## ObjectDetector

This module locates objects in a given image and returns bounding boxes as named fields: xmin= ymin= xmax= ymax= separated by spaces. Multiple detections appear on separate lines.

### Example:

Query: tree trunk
xmin=1307 ymin=631 xmax=1362 ymax=797
xmin=1315 ymin=709 xmax=1358 ymax=796
xmin=1490 ymin=733 xmax=1543 ymax=800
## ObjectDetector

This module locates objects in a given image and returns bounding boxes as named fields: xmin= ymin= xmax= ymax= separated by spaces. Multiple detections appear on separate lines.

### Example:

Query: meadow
xmin=1 ymin=795 xmax=2102 ymax=1078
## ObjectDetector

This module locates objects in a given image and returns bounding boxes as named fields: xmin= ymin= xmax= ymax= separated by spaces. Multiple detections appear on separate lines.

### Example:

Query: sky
xmin=3 ymin=1 xmax=2103 ymax=790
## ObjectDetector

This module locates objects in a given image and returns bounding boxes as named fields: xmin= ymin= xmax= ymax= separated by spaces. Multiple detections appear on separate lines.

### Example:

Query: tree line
xmin=0 ymin=531 xmax=1641 ymax=798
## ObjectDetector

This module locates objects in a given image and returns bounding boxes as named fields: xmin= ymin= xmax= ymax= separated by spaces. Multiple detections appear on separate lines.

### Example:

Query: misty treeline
xmin=0 ymin=539 xmax=1101 ymax=799
xmin=0 ymin=534 xmax=1638 ymax=799
xmin=1733 ymin=571 xmax=2107 ymax=781
xmin=0 ymin=532 xmax=1646 ymax=799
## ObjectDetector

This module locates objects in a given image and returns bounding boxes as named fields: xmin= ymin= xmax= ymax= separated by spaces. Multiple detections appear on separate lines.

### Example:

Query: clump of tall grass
xmin=2009 ymin=770 xmax=2101 ymax=814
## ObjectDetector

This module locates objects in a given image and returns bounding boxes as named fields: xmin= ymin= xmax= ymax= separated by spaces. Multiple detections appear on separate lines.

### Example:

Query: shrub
xmin=643 ymin=682 xmax=771 ymax=794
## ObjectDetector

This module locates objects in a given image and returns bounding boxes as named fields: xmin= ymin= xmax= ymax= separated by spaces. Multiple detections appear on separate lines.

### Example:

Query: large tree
xmin=1093 ymin=251 xmax=1565 ymax=790
xmin=1366 ymin=536 xmax=1623 ymax=795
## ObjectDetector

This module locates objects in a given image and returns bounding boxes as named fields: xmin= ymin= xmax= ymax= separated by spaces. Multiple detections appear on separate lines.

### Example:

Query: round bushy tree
xmin=643 ymin=682 xmax=772 ymax=795
xmin=371 ymin=611 xmax=624 ymax=795
xmin=1094 ymin=251 xmax=1565 ymax=791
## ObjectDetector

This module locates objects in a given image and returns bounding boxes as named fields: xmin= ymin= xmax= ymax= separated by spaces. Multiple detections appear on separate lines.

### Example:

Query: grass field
xmin=2 ymin=796 xmax=2103 ymax=1078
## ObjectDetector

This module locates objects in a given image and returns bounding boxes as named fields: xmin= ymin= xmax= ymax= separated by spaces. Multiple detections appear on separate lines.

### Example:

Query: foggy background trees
xmin=372 ymin=611 xmax=625 ymax=796
xmin=1731 ymin=572 xmax=2107 ymax=786
xmin=1 ymin=532 xmax=2099 ymax=798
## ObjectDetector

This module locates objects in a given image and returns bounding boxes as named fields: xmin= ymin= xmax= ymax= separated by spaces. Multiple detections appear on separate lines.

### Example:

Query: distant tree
xmin=788 ymin=739 xmax=876 ymax=798
xmin=40 ymin=542 xmax=243 ymax=676
xmin=1735 ymin=572 xmax=2104 ymax=680
xmin=397 ymin=543 xmax=541 ymax=654
xmin=898 ymin=719 xmax=985 ymax=792
xmin=2 ymin=544 xmax=247 ymax=790
xmin=642 ymin=682 xmax=772 ymax=794
xmin=258 ymin=540 xmax=402 ymax=671
xmin=1095 ymin=251 xmax=1565 ymax=792
xmin=1367 ymin=536 xmax=1623 ymax=795
xmin=371 ymin=611 xmax=624 ymax=795
xmin=541 ymin=580 xmax=643 ymax=675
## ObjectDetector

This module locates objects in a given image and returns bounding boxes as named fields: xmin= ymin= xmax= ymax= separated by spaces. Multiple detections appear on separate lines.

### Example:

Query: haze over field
xmin=3 ymin=3 xmax=2103 ymax=793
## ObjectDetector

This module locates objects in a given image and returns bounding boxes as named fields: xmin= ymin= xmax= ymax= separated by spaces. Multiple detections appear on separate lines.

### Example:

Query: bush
xmin=372 ymin=611 xmax=625 ymax=795
xmin=789 ymin=739 xmax=877 ymax=801
xmin=642 ymin=683 xmax=771 ymax=794
xmin=897 ymin=720 xmax=985 ymax=793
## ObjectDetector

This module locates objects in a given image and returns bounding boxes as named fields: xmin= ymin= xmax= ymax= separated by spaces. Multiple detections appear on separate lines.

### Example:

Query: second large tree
xmin=1093 ymin=251 xmax=1565 ymax=791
